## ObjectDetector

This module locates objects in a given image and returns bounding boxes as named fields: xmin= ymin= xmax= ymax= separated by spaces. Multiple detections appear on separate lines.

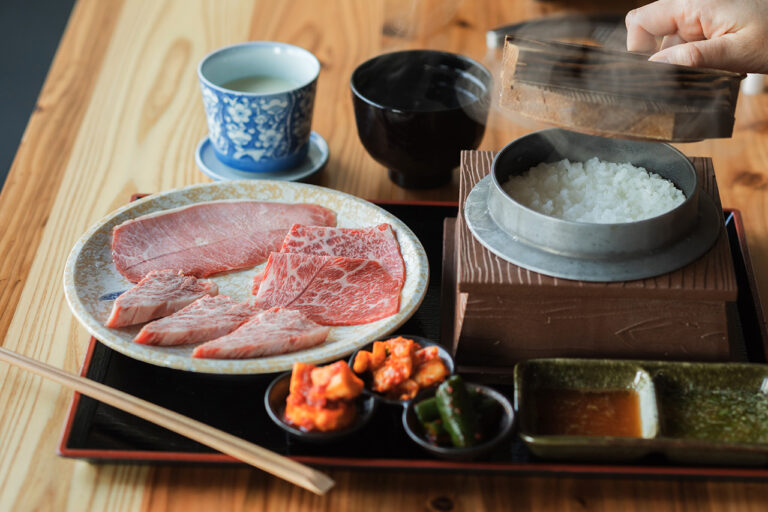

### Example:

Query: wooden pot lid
xmin=499 ymin=36 xmax=744 ymax=142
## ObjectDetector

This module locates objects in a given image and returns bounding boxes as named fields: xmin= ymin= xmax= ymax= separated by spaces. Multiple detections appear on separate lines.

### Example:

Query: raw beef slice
xmin=112 ymin=200 xmax=336 ymax=282
xmin=253 ymin=253 xmax=401 ymax=326
xmin=192 ymin=307 xmax=329 ymax=359
xmin=133 ymin=295 xmax=254 ymax=346
xmin=105 ymin=270 xmax=218 ymax=328
xmin=270 ymin=223 xmax=405 ymax=285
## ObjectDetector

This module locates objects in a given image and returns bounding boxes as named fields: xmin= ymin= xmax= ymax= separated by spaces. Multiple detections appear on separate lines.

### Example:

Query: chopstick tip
xmin=309 ymin=474 xmax=335 ymax=495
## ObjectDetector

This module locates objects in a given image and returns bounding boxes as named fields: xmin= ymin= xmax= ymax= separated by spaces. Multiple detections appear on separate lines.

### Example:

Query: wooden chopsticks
xmin=0 ymin=346 xmax=335 ymax=495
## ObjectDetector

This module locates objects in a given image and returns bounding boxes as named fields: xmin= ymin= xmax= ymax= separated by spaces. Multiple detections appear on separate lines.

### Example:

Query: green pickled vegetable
xmin=415 ymin=389 xmax=486 ymax=425
xmin=435 ymin=375 xmax=479 ymax=447
xmin=422 ymin=419 xmax=450 ymax=444
xmin=414 ymin=398 xmax=439 ymax=423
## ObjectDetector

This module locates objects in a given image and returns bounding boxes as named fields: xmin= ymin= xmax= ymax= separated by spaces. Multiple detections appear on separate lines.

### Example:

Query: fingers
xmin=626 ymin=0 xmax=681 ymax=52
xmin=649 ymin=34 xmax=741 ymax=71
xmin=660 ymin=34 xmax=686 ymax=50
xmin=625 ymin=0 xmax=768 ymax=73
xmin=626 ymin=15 xmax=660 ymax=52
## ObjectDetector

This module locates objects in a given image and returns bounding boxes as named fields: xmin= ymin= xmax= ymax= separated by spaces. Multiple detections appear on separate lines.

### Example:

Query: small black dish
xmin=350 ymin=50 xmax=492 ymax=189
xmin=264 ymin=371 xmax=377 ymax=444
xmin=348 ymin=334 xmax=455 ymax=407
xmin=402 ymin=383 xmax=515 ymax=461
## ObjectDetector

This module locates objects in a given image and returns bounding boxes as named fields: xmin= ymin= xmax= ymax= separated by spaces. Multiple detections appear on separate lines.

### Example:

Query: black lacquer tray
xmin=59 ymin=201 xmax=768 ymax=479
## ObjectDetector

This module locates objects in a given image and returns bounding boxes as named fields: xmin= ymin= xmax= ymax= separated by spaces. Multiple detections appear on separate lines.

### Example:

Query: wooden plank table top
xmin=1 ymin=0 xmax=767 ymax=510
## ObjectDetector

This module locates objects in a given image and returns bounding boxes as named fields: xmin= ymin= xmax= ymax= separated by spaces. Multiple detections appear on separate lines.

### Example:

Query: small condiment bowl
xmin=514 ymin=359 xmax=659 ymax=461
xmin=401 ymin=383 xmax=515 ymax=461
xmin=264 ymin=371 xmax=377 ymax=444
xmin=348 ymin=335 xmax=455 ymax=407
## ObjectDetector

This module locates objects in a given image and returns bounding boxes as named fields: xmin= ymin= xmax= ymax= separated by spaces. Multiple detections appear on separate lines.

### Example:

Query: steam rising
xmin=382 ymin=0 xmax=465 ymax=40
xmin=352 ymin=50 xmax=491 ymax=124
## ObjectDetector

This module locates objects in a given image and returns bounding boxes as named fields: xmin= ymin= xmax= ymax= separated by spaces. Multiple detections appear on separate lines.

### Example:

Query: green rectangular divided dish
xmin=647 ymin=361 xmax=768 ymax=465
xmin=514 ymin=359 xmax=659 ymax=461
xmin=515 ymin=359 xmax=768 ymax=465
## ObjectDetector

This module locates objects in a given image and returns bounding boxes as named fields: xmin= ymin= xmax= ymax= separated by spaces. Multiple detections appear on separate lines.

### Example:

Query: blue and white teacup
xmin=198 ymin=42 xmax=320 ymax=172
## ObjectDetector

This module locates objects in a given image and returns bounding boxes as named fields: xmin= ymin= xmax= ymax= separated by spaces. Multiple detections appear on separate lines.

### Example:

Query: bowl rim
xmin=489 ymin=127 xmax=699 ymax=228
xmin=349 ymin=49 xmax=492 ymax=112
xmin=198 ymin=41 xmax=321 ymax=97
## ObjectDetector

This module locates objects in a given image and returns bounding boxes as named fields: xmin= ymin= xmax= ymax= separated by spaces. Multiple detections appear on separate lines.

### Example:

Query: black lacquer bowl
xmin=351 ymin=50 xmax=491 ymax=189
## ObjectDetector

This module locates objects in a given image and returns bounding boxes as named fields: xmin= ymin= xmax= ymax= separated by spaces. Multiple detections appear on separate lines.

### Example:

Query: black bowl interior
xmin=402 ymin=383 xmax=515 ymax=461
xmin=350 ymin=50 xmax=493 ymax=188
xmin=264 ymin=372 xmax=377 ymax=444
xmin=492 ymin=128 xmax=697 ymax=196
xmin=351 ymin=50 xmax=491 ymax=113
xmin=349 ymin=334 xmax=455 ymax=407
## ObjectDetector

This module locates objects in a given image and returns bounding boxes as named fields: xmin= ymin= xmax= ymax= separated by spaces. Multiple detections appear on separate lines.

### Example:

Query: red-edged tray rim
xmin=57 ymin=204 xmax=768 ymax=478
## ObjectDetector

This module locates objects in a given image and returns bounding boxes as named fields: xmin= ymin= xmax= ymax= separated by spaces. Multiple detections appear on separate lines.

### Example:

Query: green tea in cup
xmin=220 ymin=75 xmax=298 ymax=94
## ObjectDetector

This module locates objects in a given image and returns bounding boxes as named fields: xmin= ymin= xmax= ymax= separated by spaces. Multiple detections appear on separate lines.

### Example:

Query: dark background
xmin=0 ymin=0 xmax=76 ymax=188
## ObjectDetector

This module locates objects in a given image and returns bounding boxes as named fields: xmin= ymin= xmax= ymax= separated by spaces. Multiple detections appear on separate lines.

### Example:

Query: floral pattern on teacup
xmin=202 ymin=87 xmax=227 ymax=153
xmin=199 ymin=81 xmax=316 ymax=168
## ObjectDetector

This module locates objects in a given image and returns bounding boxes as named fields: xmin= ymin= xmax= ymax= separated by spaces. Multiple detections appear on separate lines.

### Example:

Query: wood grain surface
xmin=2 ymin=0 xmax=768 ymax=510
xmin=453 ymin=154 xmax=734 ymax=364
xmin=499 ymin=37 xmax=743 ymax=141
xmin=457 ymin=153 xmax=738 ymax=300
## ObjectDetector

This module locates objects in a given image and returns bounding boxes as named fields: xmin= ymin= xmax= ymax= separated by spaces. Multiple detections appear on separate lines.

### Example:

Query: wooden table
xmin=1 ymin=0 xmax=767 ymax=509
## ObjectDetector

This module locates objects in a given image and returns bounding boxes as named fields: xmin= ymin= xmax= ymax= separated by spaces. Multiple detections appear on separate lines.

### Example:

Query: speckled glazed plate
xmin=63 ymin=181 xmax=429 ymax=374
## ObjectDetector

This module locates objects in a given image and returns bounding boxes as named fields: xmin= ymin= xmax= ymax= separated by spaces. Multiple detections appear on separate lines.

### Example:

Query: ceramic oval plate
xmin=63 ymin=180 xmax=429 ymax=374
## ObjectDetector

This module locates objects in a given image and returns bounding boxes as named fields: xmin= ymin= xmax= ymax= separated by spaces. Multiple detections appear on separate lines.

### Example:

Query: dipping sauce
xmin=534 ymin=389 xmax=643 ymax=437
xmin=659 ymin=387 xmax=768 ymax=443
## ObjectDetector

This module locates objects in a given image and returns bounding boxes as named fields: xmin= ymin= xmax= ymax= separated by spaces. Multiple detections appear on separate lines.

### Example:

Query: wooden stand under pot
xmin=443 ymin=151 xmax=738 ymax=370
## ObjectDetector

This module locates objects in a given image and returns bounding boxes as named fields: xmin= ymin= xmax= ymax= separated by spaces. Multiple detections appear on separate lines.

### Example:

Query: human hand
xmin=625 ymin=0 xmax=768 ymax=73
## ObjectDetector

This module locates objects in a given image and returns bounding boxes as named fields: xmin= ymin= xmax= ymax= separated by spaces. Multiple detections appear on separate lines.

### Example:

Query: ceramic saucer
xmin=195 ymin=131 xmax=329 ymax=182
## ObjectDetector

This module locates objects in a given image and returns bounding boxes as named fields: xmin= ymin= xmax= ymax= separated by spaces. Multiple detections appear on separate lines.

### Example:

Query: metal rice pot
xmin=465 ymin=128 xmax=723 ymax=282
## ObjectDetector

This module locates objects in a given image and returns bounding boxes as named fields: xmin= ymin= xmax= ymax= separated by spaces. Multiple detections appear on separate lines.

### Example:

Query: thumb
xmin=649 ymin=36 xmax=734 ymax=71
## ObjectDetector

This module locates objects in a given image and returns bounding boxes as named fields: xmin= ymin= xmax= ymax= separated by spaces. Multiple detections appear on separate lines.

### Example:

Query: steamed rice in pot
xmin=502 ymin=157 xmax=685 ymax=223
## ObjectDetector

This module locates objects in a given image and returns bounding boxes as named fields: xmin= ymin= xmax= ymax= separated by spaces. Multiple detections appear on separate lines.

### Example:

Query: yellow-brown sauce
xmin=534 ymin=388 xmax=643 ymax=437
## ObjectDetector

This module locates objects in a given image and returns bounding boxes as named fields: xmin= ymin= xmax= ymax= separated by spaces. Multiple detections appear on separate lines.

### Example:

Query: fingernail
xmin=650 ymin=54 xmax=669 ymax=64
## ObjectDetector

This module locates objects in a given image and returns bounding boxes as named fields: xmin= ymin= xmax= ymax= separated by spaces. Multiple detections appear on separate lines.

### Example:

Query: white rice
xmin=502 ymin=157 xmax=686 ymax=223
